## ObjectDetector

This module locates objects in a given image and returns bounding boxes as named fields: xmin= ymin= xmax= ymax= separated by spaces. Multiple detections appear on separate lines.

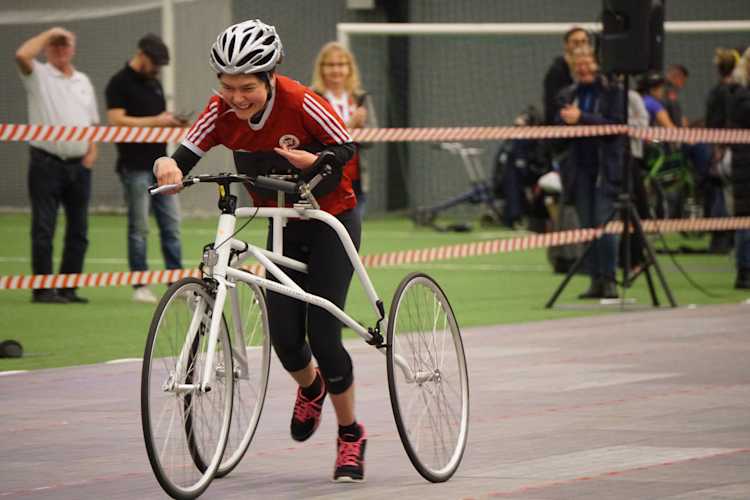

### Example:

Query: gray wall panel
xmin=1 ymin=0 xmax=748 ymax=217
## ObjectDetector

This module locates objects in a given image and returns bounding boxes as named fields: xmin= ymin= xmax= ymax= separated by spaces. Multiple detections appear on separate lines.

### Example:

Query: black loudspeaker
xmin=600 ymin=0 xmax=665 ymax=74
xmin=648 ymin=0 xmax=665 ymax=71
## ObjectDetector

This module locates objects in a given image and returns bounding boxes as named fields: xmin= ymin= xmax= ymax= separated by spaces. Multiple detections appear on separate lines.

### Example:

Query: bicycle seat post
xmin=272 ymin=189 xmax=286 ymax=256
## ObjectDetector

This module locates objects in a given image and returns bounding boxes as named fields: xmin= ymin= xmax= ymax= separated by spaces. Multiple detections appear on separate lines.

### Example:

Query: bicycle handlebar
xmin=254 ymin=175 xmax=297 ymax=193
xmin=148 ymin=151 xmax=337 ymax=198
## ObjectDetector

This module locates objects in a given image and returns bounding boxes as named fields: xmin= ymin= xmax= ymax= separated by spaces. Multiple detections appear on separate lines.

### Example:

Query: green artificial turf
xmin=1 ymin=212 xmax=746 ymax=371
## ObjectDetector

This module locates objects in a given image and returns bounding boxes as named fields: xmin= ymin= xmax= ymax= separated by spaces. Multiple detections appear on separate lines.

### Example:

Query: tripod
xmin=545 ymin=75 xmax=676 ymax=309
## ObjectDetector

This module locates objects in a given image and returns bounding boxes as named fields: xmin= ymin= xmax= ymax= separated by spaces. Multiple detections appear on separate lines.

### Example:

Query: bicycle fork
xmin=170 ymin=213 xmax=238 ymax=395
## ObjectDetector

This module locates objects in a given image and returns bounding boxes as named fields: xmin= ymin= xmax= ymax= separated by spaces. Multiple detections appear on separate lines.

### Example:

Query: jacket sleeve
xmin=180 ymin=96 xmax=221 ymax=159
xmin=301 ymin=91 xmax=356 ymax=168
xmin=544 ymin=60 xmax=568 ymax=125
xmin=579 ymin=86 xmax=625 ymax=126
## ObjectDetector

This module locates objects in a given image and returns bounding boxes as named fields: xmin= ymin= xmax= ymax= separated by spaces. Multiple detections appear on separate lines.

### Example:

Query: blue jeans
xmin=119 ymin=170 xmax=182 ymax=272
xmin=573 ymin=169 xmax=618 ymax=281
xmin=737 ymin=230 xmax=750 ymax=271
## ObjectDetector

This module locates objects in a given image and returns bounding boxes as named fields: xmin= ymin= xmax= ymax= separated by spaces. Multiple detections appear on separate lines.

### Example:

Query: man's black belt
xmin=31 ymin=146 xmax=84 ymax=164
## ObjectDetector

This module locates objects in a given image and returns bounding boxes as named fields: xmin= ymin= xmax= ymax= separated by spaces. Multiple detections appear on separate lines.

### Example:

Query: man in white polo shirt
xmin=15 ymin=27 xmax=99 ymax=304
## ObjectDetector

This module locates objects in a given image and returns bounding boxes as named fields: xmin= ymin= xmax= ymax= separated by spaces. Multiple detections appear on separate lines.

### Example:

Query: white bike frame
xmin=190 ymin=202 xmax=414 ymax=393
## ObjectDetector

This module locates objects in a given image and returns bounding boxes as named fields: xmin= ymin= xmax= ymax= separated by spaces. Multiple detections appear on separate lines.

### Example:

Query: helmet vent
xmin=211 ymin=48 xmax=226 ymax=67
xmin=237 ymin=49 xmax=261 ymax=67
xmin=256 ymin=52 xmax=274 ymax=67
xmin=227 ymin=36 xmax=236 ymax=61
xmin=240 ymin=32 xmax=253 ymax=51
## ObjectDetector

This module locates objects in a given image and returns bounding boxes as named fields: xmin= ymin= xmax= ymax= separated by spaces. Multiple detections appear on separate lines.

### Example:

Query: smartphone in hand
xmin=174 ymin=110 xmax=194 ymax=124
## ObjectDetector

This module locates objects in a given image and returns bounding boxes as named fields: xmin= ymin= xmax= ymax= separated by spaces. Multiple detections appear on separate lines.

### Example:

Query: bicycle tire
xmin=386 ymin=272 xmax=469 ymax=483
xmin=214 ymin=281 xmax=271 ymax=478
xmin=141 ymin=277 xmax=234 ymax=499
xmin=646 ymin=178 xmax=670 ymax=220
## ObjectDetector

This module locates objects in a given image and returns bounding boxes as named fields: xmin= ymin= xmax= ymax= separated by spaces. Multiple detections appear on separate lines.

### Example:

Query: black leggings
xmin=265 ymin=209 xmax=361 ymax=394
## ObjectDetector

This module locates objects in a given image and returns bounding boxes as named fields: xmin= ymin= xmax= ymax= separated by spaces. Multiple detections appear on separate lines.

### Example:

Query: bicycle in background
xmin=412 ymin=142 xmax=503 ymax=232
xmin=642 ymin=141 xmax=704 ymax=239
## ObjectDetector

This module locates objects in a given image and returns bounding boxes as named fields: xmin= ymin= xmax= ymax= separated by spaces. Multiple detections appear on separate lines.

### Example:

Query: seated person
xmin=493 ymin=106 xmax=547 ymax=228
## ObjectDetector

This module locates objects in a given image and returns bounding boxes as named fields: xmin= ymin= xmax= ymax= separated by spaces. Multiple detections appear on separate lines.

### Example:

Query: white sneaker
xmin=133 ymin=286 xmax=158 ymax=304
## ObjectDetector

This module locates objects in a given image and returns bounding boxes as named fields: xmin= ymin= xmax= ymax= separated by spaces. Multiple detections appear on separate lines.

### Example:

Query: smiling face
xmin=218 ymin=73 xmax=272 ymax=120
xmin=320 ymin=49 xmax=351 ymax=91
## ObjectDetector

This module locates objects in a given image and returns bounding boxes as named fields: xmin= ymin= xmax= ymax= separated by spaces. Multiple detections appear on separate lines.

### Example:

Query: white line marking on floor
xmin=0 ymin=370 xmax=29 ymax=376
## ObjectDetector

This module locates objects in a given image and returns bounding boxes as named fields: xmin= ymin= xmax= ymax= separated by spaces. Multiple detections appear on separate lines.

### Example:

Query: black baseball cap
xmin=138 ymin=33 xmax=170 ymax=65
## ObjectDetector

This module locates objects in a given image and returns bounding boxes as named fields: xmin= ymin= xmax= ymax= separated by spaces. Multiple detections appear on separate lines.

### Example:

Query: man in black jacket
xmin=105 ymin=34 xmax=185 ymax=303
xmin=556 ymin=46 xmax=627 ymax=299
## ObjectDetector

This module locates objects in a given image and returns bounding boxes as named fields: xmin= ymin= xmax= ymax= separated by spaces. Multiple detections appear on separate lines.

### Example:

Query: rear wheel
xmin=215 ymin=280 xmax=271 ymax=478
xmin=386 ymin=272 xmax=469 ymax=483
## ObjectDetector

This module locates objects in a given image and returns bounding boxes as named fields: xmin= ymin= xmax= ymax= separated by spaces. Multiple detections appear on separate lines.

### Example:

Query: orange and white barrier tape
xmin=0 ymin=124 xmax=186 ymax=144
xmin=2 ymin=123 xmax=750 ymax=144
xmin=3 ymin=216 xmax=749 ymax=291
xmin=0 ymin=265 xmax=263 ymax=291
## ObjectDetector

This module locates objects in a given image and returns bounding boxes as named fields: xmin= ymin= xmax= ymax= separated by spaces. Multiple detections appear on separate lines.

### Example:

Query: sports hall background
xmin=1 ymin=0 xmax=748 ymax=215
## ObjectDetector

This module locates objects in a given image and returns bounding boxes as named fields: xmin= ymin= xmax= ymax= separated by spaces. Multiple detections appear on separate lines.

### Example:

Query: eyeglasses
xmin=322 ymin=62 xmax=349 ymax=68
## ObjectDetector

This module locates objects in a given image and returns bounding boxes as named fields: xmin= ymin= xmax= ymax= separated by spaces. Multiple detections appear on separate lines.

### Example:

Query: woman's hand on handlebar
xmin=274 ymin=146 xmax=318 ymax=170
xmin=154 ymin=157 xmax=184 ymax=194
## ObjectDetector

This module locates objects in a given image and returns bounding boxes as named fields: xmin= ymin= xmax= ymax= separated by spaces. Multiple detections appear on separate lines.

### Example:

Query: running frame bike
xmin=140 ymin=158 xmax=470 ymax=499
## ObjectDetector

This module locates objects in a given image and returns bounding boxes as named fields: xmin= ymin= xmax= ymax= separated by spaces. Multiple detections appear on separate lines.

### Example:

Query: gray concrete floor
xmin=1 ymin=302 xmax=749 ymax=499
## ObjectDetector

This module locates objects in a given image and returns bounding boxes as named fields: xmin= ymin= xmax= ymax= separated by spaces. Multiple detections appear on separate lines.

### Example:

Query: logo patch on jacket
xmin=279 ymin=134 xmax=300 ymax=149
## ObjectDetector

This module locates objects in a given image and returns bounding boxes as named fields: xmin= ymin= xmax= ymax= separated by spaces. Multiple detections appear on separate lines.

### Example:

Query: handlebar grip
xmin=148 ymin=184 xmax=181 ymax=195
xmin=254 ymin=175 xmax=298 ymax=194
xmin=301 ymin=150 xmax=336 ymax=182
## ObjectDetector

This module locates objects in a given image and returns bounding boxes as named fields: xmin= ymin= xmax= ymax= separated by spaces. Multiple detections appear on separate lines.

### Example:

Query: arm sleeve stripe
xmin=186 ymin=102 xmax=218 ymax=143
xmin=303 ymin=102 xmax=346 ymax=144
xmin=191 ymin=124 xmax=216 ymax=150
xmin=304 ymin=93 xmax=352 ymax=142
xmin=303 ymin=94 xmax=352 ymax=144
xmin=186 ymin=106 xmax=217 ymax=144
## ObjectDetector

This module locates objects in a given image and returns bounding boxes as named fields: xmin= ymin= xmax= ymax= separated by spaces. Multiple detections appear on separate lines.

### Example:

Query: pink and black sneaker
xmin=333 ymin=423 xmax=367 ymax=482
xmin=290 ymin=369 xmax=327 ymax=442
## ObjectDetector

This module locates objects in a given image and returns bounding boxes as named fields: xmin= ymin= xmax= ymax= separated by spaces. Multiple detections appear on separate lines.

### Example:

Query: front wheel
xmin=386 ymin=272 xmax=469 ymax=483
xmin=141 ymin=278 xmax=234 ymax=499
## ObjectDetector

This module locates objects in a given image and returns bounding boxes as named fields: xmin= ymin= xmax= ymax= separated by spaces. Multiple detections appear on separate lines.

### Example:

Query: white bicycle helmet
xmin=209 ymin=19 xmax=283 ymax=75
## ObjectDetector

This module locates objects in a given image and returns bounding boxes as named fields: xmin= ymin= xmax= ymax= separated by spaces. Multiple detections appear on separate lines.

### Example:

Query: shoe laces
xmin=293 ymin=389 xmax=322 ymax=422
xmin=336 ymin=436 xmax=362 ymax=468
